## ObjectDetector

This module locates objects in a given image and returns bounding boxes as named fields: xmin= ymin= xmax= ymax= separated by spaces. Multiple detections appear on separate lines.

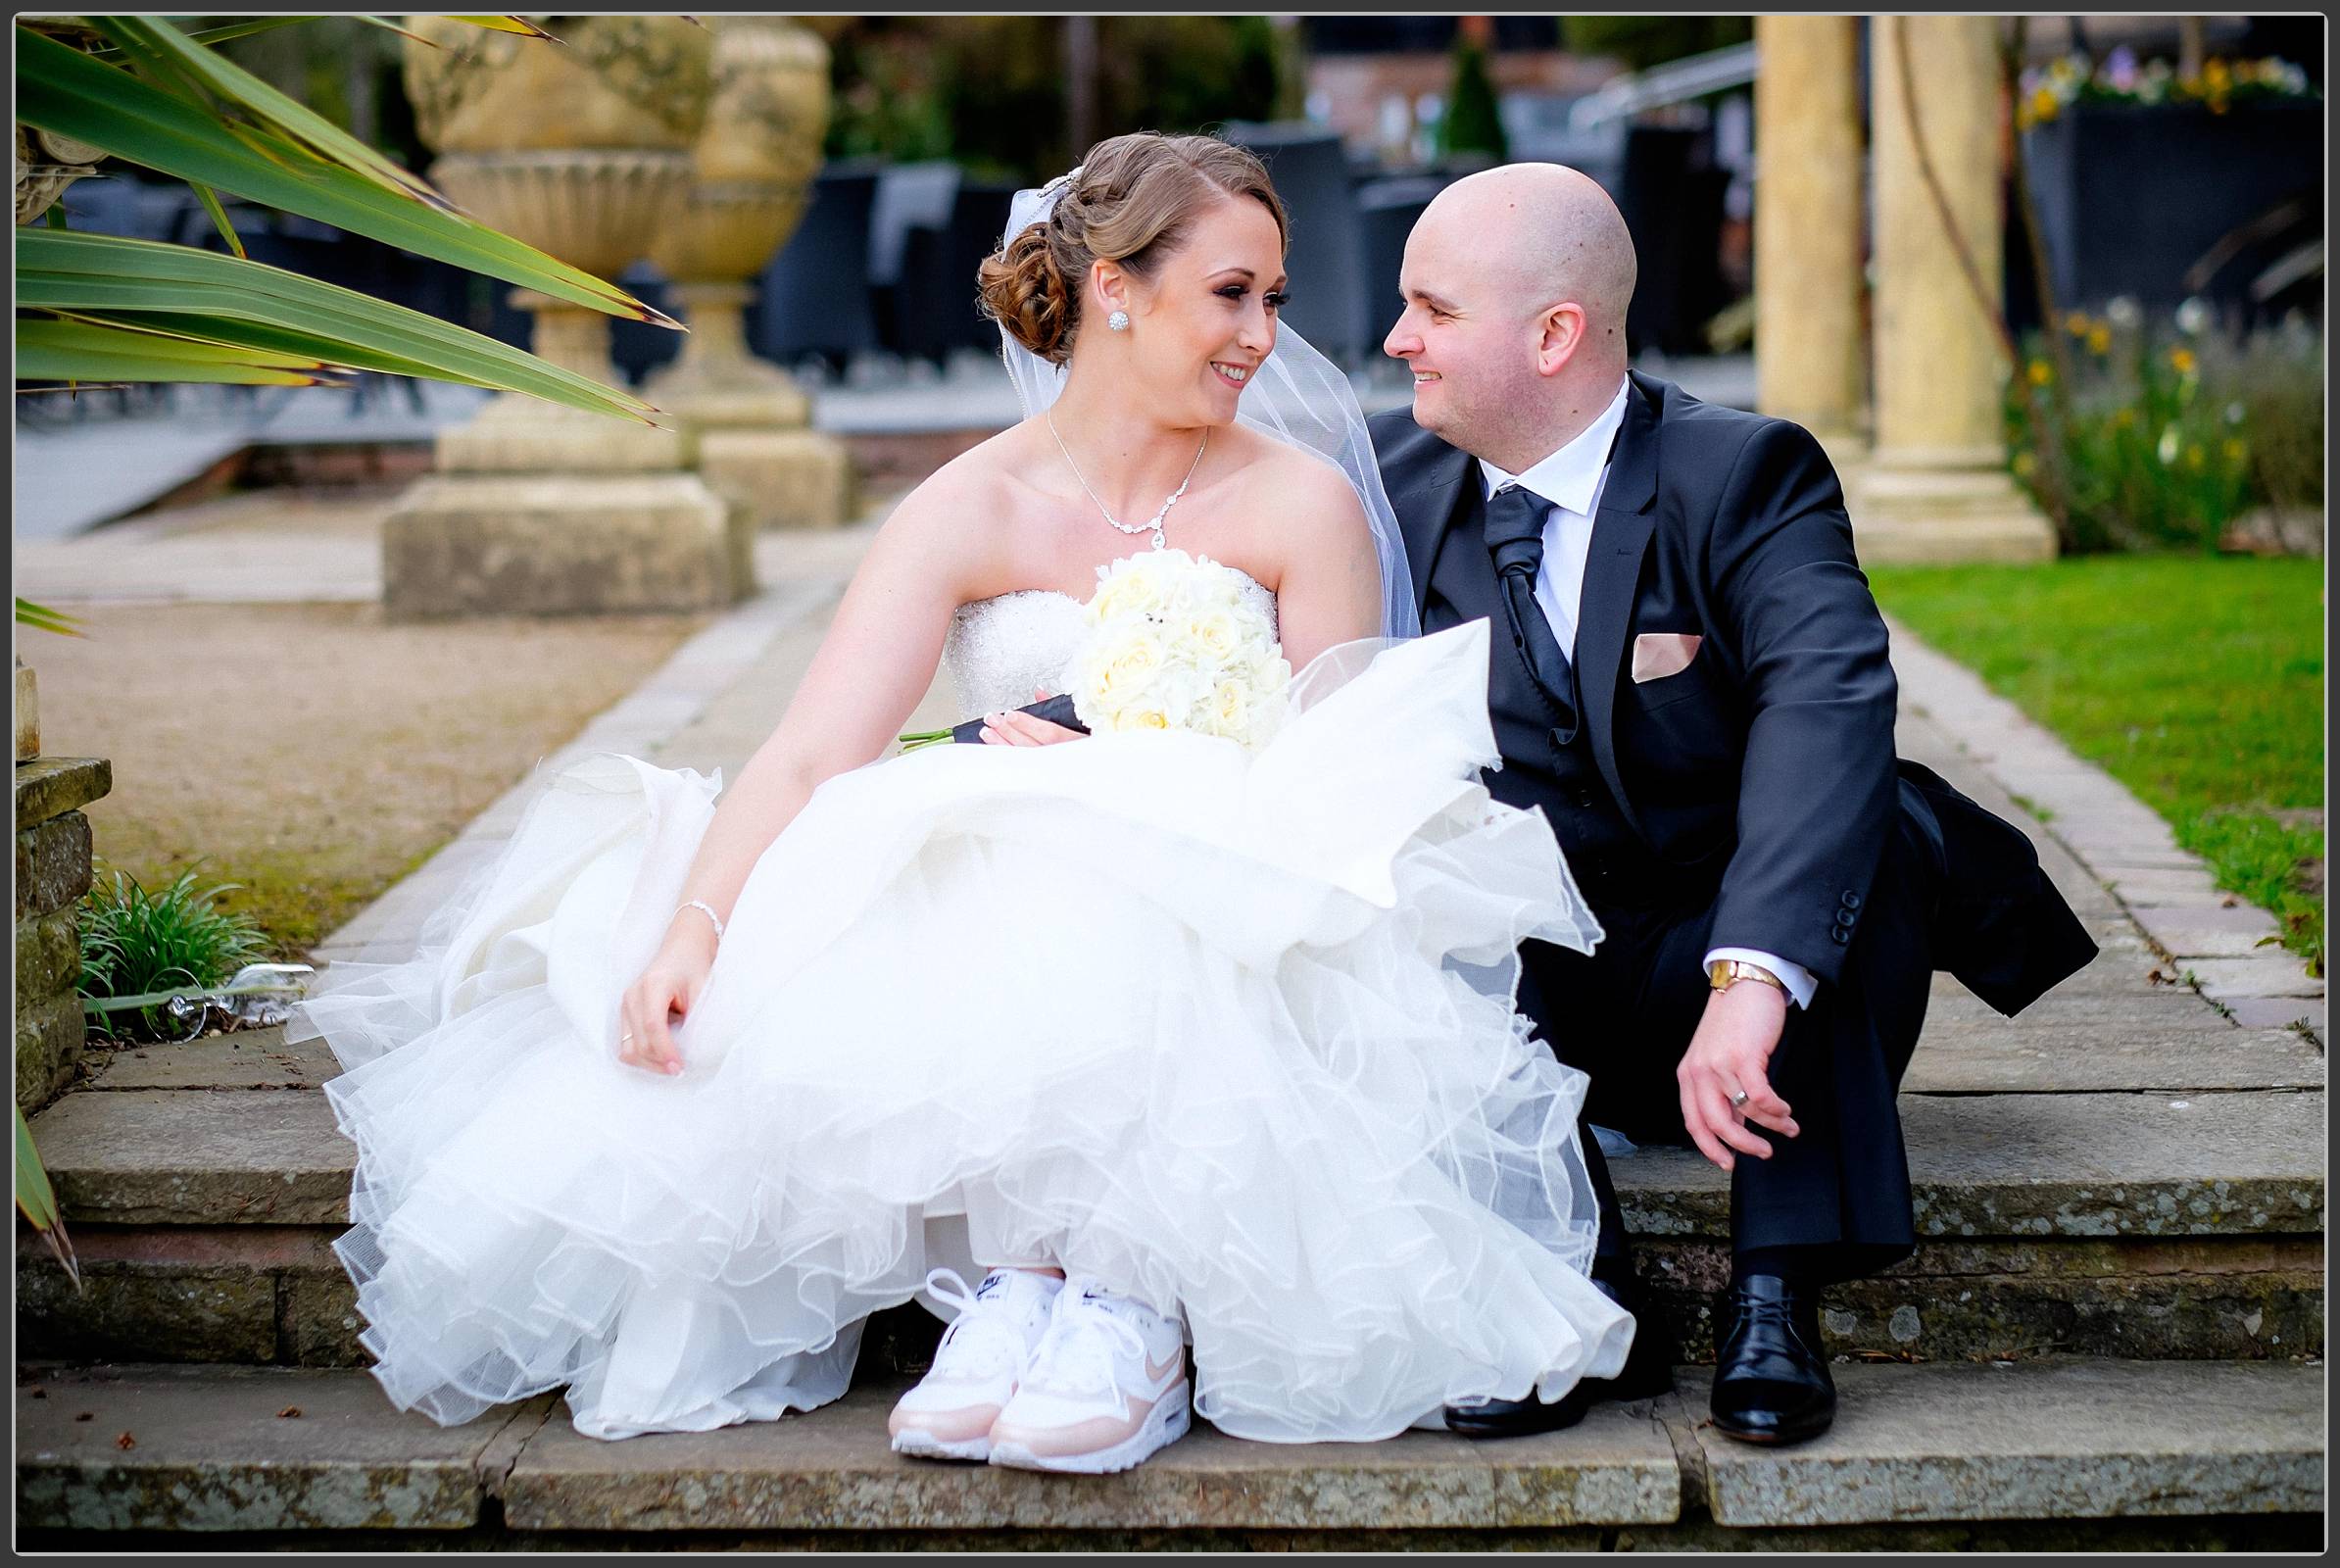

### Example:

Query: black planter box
xmin=2021 ymin=99 xmax=2320 ymax=318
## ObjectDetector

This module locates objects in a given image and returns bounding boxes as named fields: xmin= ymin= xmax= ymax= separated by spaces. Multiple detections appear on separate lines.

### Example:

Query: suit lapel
xmin=1386 ymin=432 xmax=1478 ymax=620
xmin=1574 ymin=376 xmax=1662 ymax=840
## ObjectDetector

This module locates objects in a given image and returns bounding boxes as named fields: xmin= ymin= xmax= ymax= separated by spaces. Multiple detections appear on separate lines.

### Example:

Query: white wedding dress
xmin=291 ymin=574 xmax=1636 ymax=1443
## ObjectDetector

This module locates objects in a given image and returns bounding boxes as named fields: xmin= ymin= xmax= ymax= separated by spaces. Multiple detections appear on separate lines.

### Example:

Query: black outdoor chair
xmin=867 ymin=162 xmax=963 ymax=359
xmin=893 ymin=177 xmax=1020 ymax=367
xmin=1354 ymin=174 xmax=1450 ymax=350
xmin=608 ymin=261 xmax=684 ymax=384
xmin=1221 ymin=122 xmax=1371 ymax=366
xmin=752 ymin=159 xmax=882 ymax=371
xmin=1614 ymin=125 xmax=1731 ymax=357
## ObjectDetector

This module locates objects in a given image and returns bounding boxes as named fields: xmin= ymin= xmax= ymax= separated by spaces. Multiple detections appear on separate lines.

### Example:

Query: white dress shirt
xmin=1478 ymin=377 xmax=1818 ymax=1010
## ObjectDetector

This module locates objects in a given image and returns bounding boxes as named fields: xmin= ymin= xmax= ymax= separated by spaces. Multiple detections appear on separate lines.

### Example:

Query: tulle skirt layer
xmin=292 ymin=621 xmax=1633 ymax=1442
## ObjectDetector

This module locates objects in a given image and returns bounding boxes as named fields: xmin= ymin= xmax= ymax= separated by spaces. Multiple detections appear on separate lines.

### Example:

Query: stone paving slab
xmin=2223 ymin=997 xmax=2327 ymax=1034
xmin=2181 ymin=956 xmax=2325 ymax=1003
xmin=501 ymin=1377 xmax=1679 ymax=1532
xmin=2129 ymin=902 xmax=2290 ymax=959
xmin=31 ymin=1089 xmax=352 ymax=1226
xmin=84 ymin=1030 xmax=337 ymax=1093
xmin=44 ymin=1069 xmax=2322 ymax=1242
xmin=16 ymin=1360 xmax=2321 ymax=1540
xmin=1613 ymin=1090 xmax=2325 ymax=1240
xmin=1901 ymin=1022 xmax=2324 ymax=1095
xmin=1678 ymin=1359 xmax=2325 ymax=1527
xmin=15 ymin=1363 xmax=528 ymax=1532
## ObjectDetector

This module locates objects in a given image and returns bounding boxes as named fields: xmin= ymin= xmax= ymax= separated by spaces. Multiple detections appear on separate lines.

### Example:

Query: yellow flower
xmin=2063 ymin=312 xmax=2092 ymax=337
xmin=2114 ymin=407 xmax=2136 ymax=429
xmin=2026 ymin=359 xmax=2054 ymax=387
xmin=2029 ymin=86 xmax=2060 ymax=123
xmin=2205 ymin=58 xmax=2232 ymax=90
xmin=2013 ymin=451 xmax=2036 ymax=476
xmin=2222 ymin=438 xmax=2248 ymax=464
xmin=2087 ymin=324 xmax=2112 ymax=355
xmin=2169 ymin=347 xmax=2197 ymax=376
xmin=1110 ymin=708 xmax=1170 ymax=734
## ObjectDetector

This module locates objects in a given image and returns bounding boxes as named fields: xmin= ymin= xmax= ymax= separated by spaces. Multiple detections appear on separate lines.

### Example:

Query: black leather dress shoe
xmin=1440 ymin=1267 xmax=1674 ymax=1438
xmin=1709 ymin=1274 xmax=1836 ymax=1446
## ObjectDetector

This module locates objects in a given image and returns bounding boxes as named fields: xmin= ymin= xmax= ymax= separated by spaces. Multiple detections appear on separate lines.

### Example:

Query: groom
xmin=1370 ymin=165 xmax=2098 ymax=1445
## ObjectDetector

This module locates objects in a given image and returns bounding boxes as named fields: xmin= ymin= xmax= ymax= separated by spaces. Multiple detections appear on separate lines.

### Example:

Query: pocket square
xmin=1632 ymin=632 xmax=1703 ymax=683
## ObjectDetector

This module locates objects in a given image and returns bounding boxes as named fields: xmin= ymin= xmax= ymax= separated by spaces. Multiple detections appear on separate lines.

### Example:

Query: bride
xmin=291 ymin=131 xmax=1634 ymax=1473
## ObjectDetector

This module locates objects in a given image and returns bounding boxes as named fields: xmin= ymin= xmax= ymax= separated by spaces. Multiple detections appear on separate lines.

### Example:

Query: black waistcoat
xmin=1427 ymin=499 xmax=1651 ymax=903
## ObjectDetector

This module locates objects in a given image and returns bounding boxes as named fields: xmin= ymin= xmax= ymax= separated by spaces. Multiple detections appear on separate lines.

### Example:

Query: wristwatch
xmin=1708 ymin=958 xmax=1786 ymax=996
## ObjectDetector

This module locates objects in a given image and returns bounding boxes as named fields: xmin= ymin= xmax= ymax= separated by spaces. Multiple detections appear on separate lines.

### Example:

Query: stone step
xmin=19 ymin=1028 xmax=2325 ymax=1369
xmin=15 ymin=1360 xmax=2321 ymax=1548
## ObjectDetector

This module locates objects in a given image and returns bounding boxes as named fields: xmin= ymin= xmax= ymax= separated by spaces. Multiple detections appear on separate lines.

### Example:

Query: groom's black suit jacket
xmin=1371 ymin=371 xmax=2095 ymax=1014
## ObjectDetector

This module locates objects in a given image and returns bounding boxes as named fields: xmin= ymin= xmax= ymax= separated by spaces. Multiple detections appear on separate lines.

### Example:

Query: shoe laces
xmin=1025 ymin=1291 xmax=1151 ymax=1396
xmin=924 ymin=1267 xmax=1027 ymax=1380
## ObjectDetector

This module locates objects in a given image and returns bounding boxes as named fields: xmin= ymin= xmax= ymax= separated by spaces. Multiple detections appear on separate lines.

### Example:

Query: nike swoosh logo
xmin=1146 ymin=1348 xmax=1185 ymax=1386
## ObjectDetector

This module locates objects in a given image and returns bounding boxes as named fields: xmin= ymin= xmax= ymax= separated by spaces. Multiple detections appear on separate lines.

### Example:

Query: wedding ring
xmin=620 ymin=1031 xmax=635 ymax=1045
xmin=1729 ymin=1090 xmax=1750 ymax=1108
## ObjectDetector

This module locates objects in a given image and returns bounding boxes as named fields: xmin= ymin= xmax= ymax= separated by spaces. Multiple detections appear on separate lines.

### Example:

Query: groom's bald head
xmin=1386 ymin=163 xmax=1638 ymax=469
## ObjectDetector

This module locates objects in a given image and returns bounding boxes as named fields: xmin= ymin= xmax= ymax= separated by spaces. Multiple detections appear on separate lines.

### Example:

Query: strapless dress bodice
xmin=942 ymin=571 xmax=1278 ymax=717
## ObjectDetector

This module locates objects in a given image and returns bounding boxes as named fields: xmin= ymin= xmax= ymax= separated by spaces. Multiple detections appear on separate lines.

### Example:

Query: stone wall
xmin=17 ymin=757 xmax=110 ymax=1115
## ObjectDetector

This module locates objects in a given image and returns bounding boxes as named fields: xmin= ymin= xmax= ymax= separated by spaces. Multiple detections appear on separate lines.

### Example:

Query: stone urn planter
xmin=401 ymin=12 xmax=711 ymax=470
xmin=15 ymin=21 xmax=110 ymax=224
xmin=382 ymin=14 xmax=751 ymax=618
xmin=643 ymin=17 xmax=855 ymax=529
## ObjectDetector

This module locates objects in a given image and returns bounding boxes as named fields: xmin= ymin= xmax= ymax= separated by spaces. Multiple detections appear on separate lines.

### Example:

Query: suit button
xmin=1842 ymin=891 xmax=1863 ymax=908
xmin=1830 ymin=926 xmax=1851 ymax=945
xmin=1573 ymin=788 xmax=1597 ymax=809
xmin=1835 ymin=907 xmax=1858 ymax=927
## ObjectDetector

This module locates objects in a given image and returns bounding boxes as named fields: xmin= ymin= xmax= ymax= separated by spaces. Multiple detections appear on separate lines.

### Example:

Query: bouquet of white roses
xmin=901 ymin=549 xmax=1292 ymax=752
xmin=1065 ymin=549 xmax=1292 ymax=748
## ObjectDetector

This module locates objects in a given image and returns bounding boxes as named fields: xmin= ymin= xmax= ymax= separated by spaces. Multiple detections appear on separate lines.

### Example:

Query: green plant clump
xmin=78 ymin=864 xmax=272 ymax=1042
xmin=2005 ymin=308 xmax=2322 ymax=553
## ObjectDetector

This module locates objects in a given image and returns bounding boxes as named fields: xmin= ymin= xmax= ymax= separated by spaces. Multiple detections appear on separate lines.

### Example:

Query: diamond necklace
xmin=1044 ymin=413 xmax=1208 ymax=551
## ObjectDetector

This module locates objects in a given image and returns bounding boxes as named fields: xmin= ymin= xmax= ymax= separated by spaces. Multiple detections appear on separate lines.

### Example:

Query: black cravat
xmin=1483 ymin=482 xmax=1580 ymax=743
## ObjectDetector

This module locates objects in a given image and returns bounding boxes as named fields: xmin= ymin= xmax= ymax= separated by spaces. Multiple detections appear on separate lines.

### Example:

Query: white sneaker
xmin=889 ymin=1267 xmax=1063 ymax=1461
xmin=987 ymin=1276 xmax=1191 ymax=1474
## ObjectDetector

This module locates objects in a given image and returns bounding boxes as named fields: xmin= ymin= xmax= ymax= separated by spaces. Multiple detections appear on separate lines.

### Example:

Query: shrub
xmin=78 ymin=864 xmax=272 ymax=1043
xmin=2005 ymin=304 xmax=2321 ymax=552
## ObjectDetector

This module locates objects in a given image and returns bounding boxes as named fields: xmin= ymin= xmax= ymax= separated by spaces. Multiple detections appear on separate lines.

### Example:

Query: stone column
xmin=1856 ymin=15 xmax=2056 ymax=563
xmin=1752 ymin=16 xmax=1864 ymax=463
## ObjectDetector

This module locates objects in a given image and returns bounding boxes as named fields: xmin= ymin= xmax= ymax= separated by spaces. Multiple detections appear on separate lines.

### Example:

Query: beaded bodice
xmin=941 ymin=571 xmax=1278 ymax=717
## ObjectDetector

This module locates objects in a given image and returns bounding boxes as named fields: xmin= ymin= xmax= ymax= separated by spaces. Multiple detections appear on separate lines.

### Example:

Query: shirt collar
xmin=1478 ymin=376 xmax=1633 ymax=513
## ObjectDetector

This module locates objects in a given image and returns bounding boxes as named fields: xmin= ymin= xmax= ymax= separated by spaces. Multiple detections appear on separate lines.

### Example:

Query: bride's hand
xmin=616 ymin=923 xmax=716 ymax=1076
xmin=980 ymin=688 xmax=1086 ymax=747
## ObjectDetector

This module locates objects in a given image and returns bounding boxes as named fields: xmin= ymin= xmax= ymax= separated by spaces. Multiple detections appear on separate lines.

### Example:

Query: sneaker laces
xmin=924 ymin=1267 xmax=1025 ymax=1380
xmin=1025 ymin=1291 xmax=1151 ymax=1396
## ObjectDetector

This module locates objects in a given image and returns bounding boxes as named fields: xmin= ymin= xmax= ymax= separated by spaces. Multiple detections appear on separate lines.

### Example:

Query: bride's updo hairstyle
xmin=977 ymin=131 xmax=1289 ymax=367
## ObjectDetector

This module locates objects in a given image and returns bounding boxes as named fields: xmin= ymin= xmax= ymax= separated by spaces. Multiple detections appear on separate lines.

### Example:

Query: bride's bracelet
xmin=676 ymin=899 xmax=726 ymax=944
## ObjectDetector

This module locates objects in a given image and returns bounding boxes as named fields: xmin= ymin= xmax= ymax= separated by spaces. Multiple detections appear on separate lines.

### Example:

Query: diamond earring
xmin=1107 ymin=310 xmax=1131 ymax=332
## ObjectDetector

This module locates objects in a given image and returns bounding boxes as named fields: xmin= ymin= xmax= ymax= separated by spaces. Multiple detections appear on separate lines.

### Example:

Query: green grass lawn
xmin=1870 ymin=554 xmax=2324 ymax=976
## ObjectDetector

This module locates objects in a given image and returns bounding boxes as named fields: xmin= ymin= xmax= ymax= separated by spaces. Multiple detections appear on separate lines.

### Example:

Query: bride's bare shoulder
xmin=1223 ymin=427 xmax=1369 ymax=541
xmin=876 ymin=427 xmax=1037 ymax=553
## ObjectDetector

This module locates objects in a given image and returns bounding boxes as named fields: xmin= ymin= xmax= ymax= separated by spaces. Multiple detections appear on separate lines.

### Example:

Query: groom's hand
xmin=1677 ymin=983 xmax=1800 ymax=1172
